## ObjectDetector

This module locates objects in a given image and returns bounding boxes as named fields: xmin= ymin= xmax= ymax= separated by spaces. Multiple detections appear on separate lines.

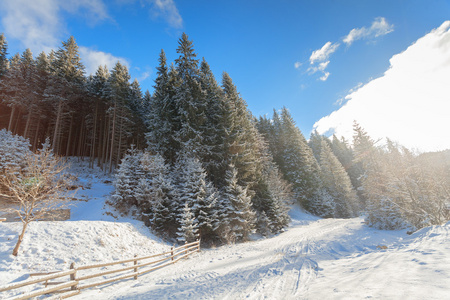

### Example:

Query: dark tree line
xmin=0 ymin=35 xmax=147 ymax=171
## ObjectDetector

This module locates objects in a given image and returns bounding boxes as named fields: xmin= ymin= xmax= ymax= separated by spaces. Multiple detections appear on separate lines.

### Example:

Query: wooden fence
xmin=0 ymin=218 xmax=6 ymax=222
xmin=0 ymin=240 xmax=200 ymax=300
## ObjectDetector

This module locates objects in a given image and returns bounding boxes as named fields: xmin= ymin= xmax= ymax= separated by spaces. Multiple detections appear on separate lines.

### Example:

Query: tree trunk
xmin=77 ymin=118 xmax=84 ymax=157
xmin=116 ymin=113 xmax=123 ymax=167
xmin=8 ymin=106 xmax=15 ymax=132
xmin=24 ymin=111 xmax=32 ymax=139
xmin=13 ymin=107 xmax=21 ymax=135
xmin=90 ymin=99 xmax=99 ymax=168
xmin=12 ymin=221 xmax=28 ymax=256
xmin=109 ymin=101 xmax=117 ymax=173
xmin=33 ymin=117 xmax=41 ymax=151
xmin=66 ymin=115 xmax=74 ymax=157
xmin=53 ymin=99 xmax=63 ymax=153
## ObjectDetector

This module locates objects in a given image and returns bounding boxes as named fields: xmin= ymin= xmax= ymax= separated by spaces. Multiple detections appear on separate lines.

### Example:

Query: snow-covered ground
xmin=1 ymin=159 xmax=449 ymax=299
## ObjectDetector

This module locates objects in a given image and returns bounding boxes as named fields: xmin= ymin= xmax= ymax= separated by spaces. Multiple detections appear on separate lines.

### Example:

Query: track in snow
xmin=75 ymin=213 xmax=450 ymax=300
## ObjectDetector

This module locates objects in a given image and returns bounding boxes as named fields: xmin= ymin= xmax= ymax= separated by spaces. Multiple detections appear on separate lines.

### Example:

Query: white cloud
xmin=314 ymin=61 xmax=330 ymax=72
xmin=139 ymin=71 xmax=151 ymax=81
xmin=294 ymin=61 xmax=302 ymax=69
xmin=310 ymin=41 xmax=340 ymax=64
xmin=0 ymin=0 xmax=109 ymax=53
xmin=0 ymin=0 xmax=61 ymax=53
xmin=319 ymin=72 xmax=330 ymax=81
xmin=79 ymin=47 xmax=129 ymax=75
xmin=307 ymin=42 xmax=339 ymax=81
xmin=343 ymin=17 xmax=394 ymax=46
xmin=0 ymin=0 xmax=128 ymax=76
xmin=147 ymin=0 xmax=183 ymax=29
xmin=313 ymin=21 xmax=450 ymax=152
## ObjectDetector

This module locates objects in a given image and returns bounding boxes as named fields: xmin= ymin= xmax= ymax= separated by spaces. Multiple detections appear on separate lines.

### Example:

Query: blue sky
xmin=1 ymin=0 xmax=449 ymax=151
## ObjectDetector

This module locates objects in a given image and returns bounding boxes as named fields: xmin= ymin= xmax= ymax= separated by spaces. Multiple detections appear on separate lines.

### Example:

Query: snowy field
xmin=1 ymin=159 xmax=449 ymax=299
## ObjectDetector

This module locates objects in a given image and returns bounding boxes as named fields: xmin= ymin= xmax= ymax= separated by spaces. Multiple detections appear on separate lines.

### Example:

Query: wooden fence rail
xmin=0 ymin=239 xmax=200 ymax=300
xmin=0 ymin=218 xmax=6 ymax=222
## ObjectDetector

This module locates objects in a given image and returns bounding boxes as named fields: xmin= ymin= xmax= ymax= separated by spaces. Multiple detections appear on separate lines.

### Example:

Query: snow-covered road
xmin=76 ymin=210 xmax=449 ymax=299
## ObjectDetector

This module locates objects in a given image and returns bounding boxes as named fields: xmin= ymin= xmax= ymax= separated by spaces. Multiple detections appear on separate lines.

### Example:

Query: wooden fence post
xmin=70 ymin=262 xmax=77 ymax=290
xmin=134 ymin=254 xmax=138 ymax=280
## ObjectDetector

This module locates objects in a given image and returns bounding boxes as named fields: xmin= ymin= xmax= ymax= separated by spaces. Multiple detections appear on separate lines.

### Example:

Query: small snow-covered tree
xmin=151 ymin=172 xmax=177 ymax=238
xmin=174 ymin=151 xmax=222 ymax=243
xmin=319 ymin=140 xmax=359 ymax=218
xmin=222 ymin=165 xmax=256 ymax=243
xmin=111 ymin=147 xmax=143 ymax=209
xmin=0 ymin=129 xmax=32 ymax=183
xmin=176 ymin=202 xmax=199 ymax=244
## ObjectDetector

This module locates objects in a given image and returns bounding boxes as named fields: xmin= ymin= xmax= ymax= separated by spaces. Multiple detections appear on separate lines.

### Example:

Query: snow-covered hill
xmin=1 ymin=159 xmax=449 ymax=299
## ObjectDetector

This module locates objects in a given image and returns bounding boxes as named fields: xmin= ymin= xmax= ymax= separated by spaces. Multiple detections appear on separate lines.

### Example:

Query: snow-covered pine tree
xmin=221 ymin=72 xmax=259 ymax=188
xmin=176 ymin=202 xmax=199 ymax=244
xmin=105 ymin=62 xmax=134 ymax=171
xmin=30 ymin=51 xmax=52 ymax=151
xmin=198 ymin=58 xmax=228 ymax=187
xmin=319 ymin=140 xmax=359 ymax=218
xmin=136 ymin=152 xmax=175 ymax=230
xmin=19 ymin=49 xmax=41 ymax=142
xmin=308 ymin=130 xmax=322 ymax=161
xmin=0 ymin=51 xmax=27 ymax=134
xmin=222 ymin=165 xmax=256 ymax=243
xmin=174 ymin=151 xmax=222 ymax=243
xmin=111 ymin=147 xmax=143 ymax=209
xmin=0 ymin=129 xmax=32 ymax=180
xmin=173 ymin=33 xmax=207 ymax=155
xmin=330 ymin=134 xmax=360 ymax=192
xmin=253 ymin=162 xmax=292 ymax=234
xmin=0 ymin=33 xmax=8 ymax=77
xmin=146 ymin=50 xmax=179 ymax=163
xmin=48 ymin=36 xmax=86 ymax=154
xmin=251 ymin=130 xmax=291 ymax=234
xmin=128 ymin=79 xmax=146 ymax=149
xmin=277 ymin=107 xmax=325 ymax=214
xmin=150 ymin=171 xmax=178 ymax=238
xmin=86 ymin=64 xmax=110 ymax=168
xmin=0 ymin=34 xmax=10 ymax=131
xmin=352 ymin=121 xmax=378 ymax=208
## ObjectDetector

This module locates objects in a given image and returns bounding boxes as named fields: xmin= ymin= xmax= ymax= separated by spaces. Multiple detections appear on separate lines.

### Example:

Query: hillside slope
xmin=0 ymin=159 xmax=449 ymax=299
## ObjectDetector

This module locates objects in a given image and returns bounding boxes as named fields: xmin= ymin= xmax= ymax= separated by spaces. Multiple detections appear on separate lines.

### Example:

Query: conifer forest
xmin=0 ymin=33 xmax=449 ymax=246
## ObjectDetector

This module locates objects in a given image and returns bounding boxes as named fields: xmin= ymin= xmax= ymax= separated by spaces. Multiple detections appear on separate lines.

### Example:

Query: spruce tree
xmin=86 ymin=65 xmax=110 ymax=168
xmin=352 ymin=121 xmax=378 ymax=208
xmin=177 ymin=202 xmax=199 ymax=244
xmin=47 ymin=36 xmax=86 ymax=154
xmin=222 ymin=165 xmax=256 ymax=243
xmin=105 ymin=62 xmax=133 ymax=171
xmin=111 ymin=147 xmax=143 ymax=208
xmin=221 ymin=72 xmax=259 ymax=188
xmin=330 ymin=134 xmax=359 ymax=190
xmin=0 ymin=33 xmax=9 ymax=77
xmin=319 ymin=140 xmax=359 ymax=218
xmin=151 ymin=171 xmax=177 ymax=238
xmin=173 ymin=33 xmax=207 ymax=155
xmin=199 ymin=58 xmax=228 ymax=186
xmin=147 ymin=50 xmax=179 ymax=163
xmin=277 ymin=107 xmax=325 ymax=214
